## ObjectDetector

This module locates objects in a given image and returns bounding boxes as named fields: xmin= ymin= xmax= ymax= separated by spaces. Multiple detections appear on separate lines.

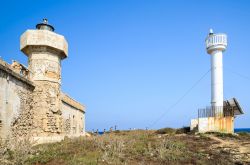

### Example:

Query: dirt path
xmin=209 ymin=135 xmax=250 ymax=163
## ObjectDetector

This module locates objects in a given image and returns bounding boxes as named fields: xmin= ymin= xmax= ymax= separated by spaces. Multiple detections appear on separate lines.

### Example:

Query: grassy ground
xmin=1 ymin=129 xmax=250 ymax=165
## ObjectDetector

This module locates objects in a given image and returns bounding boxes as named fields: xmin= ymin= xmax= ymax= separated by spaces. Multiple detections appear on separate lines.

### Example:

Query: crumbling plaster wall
xmin=27 ymin=48 xmax=62 ymax=83
xmin=61 ymin=102 xmax=85 ymax=136
xmin=0 ymin=62 xmax=34 ymax=139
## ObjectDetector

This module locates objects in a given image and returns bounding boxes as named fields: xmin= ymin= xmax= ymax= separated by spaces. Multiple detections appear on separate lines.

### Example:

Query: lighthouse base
xmin=191 ymin=105 xmax=236 ymax=134
xmin=191 ymin=116 xmax=234 ymax=133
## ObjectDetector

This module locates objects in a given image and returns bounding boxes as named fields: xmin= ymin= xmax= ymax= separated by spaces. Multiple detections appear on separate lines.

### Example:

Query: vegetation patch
xmin=0 ymin=130 xmax=244 ymax=164
xmin=155 ymin=127 xmax=176 ymax=134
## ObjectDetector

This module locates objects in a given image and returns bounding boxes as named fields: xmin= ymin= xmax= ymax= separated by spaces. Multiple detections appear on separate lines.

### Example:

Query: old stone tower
xmin=0 ymin=19 xmax=85 ymax=143
xmin=20 ymin=19 xmax=69 ymax=140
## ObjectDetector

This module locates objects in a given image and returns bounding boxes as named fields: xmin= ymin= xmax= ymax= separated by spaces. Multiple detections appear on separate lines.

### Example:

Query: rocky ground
xmin=0 ymin=129 xmax=250 ymax=165
xmin=208 ymin=133 xmax=250 ymax=164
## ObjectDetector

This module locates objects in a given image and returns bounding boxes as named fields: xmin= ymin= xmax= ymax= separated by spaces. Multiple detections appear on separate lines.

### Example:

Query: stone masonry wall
xmin=31 ymin=81 xmax=62 ymax=137
xmin=26 ymin=45 xmax=63 ymax=138
xmin=0 ymin=60 xmax=35 ymax=139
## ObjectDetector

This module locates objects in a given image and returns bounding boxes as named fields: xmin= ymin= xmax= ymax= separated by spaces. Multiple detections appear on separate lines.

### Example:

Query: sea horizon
xmin=92 ymin=127 xmax=250 ymax=134
xmin=234 ymin=128 xmax=250 ymax=133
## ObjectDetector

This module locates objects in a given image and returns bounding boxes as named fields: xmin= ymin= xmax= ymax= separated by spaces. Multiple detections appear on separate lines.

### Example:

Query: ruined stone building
xmin=0 ymin=19 xmax=85 ymax=143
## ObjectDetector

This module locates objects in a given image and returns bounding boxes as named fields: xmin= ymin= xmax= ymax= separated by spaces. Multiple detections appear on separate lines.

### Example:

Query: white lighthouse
xmin=191 ymin=29 xmax=243 ymax=133
xmin=205 ymin=29 xmax=227 ymax=108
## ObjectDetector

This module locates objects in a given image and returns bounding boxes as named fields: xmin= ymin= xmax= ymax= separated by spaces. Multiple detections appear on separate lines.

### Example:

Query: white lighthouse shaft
xmin=211 ymin=50 xmax=223 ymax=107
xmin=205 ymin=29 xmax=227 ymax=109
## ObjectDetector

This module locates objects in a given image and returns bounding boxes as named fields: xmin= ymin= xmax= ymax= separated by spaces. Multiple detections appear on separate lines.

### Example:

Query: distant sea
xmin=234 ymin=128 xmax=250 ymax=133
xmin=95 ymin=129 xmax=250 ymax=135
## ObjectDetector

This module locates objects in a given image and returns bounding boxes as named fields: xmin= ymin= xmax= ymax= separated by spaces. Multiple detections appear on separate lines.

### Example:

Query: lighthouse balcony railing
xmin=205 ymin=34 xmax=227 ymax=49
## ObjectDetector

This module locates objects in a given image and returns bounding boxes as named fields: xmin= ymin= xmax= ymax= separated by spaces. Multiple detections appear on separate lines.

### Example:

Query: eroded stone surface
xmin=31 ymin=81 xmax=62 ymax=135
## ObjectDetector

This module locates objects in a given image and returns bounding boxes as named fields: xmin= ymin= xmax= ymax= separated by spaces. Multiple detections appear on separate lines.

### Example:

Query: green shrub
xmin=176 ymin=127 xmax=190 ymax=134
xmin=155 ymin=127 xmax=176 ymax=134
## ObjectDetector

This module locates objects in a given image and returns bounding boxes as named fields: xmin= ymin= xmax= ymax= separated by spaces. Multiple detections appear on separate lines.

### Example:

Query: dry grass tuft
xmin=0 ymin=136 xmax=34 ymax=165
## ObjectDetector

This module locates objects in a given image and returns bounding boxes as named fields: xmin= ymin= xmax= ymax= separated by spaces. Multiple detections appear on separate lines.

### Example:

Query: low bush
xmin=155 ymin=127 xmax=176 ymax=134
xmin=176 ymin=127 xmax=190 ymax=134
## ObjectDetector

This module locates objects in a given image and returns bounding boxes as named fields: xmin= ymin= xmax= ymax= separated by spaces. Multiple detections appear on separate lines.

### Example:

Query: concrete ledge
xmin=0 ymin=59 xmax=35 ymax=89
xmin=32 ymin=136 xmax=65 ymax=144
xmin=32 ymin=133 xmax=86 ymax=145
xmin=61 ymin=92 xmax=85 ymax=112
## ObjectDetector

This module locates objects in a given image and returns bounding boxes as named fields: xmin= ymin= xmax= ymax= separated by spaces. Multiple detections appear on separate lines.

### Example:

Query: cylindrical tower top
xmin=36 ymin=18 xmax=55 ymax=32
xmin=205 ymin=29 xmax=227 ymax=54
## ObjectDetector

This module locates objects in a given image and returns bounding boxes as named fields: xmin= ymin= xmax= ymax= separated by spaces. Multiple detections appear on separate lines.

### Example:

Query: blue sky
xmin=0 ymin=0 xmax=249 ymax=130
